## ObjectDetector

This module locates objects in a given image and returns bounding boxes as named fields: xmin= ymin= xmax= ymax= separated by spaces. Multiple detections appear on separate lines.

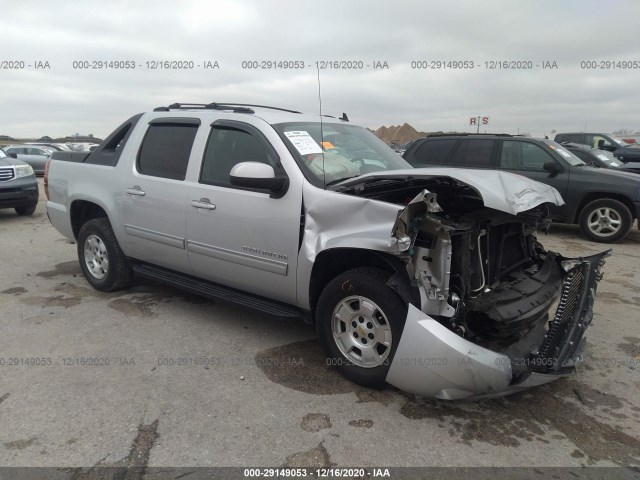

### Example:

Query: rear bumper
xmin=0 ymin=176 xmax=39 ymax=209
xmin=46 ymin=200 xmax=75 ymax=240
xmin=386 ymin=251 xmax=610 ymax=400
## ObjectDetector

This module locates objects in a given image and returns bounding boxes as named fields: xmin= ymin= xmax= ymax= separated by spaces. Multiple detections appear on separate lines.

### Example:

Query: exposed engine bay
xmin=337 ymin=173 xmax=609 ymax=380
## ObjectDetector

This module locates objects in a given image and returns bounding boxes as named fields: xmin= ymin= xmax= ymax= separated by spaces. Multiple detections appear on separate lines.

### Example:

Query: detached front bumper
xmin=386 ymin=251 xmax=610 ymax=400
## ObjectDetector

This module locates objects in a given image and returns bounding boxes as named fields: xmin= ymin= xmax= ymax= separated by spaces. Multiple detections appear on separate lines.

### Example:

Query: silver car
xmin=5 ymin=145 xmax=52 ymax=174
xmin=46 ymin=104 xmax=610 ymax=399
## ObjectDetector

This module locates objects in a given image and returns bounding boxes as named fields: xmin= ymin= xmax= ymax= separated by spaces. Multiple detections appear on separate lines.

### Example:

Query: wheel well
xmin=573 ymin=193 xmax=636 ymax=223
xmin=70 ymin=201 xmax=109 ymax=239
xmin=309 ymin=248 xmax=415 ymax=313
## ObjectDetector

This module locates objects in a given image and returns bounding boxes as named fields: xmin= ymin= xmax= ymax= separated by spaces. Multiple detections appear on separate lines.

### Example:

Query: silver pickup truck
xmin=46 ymin=103 xmax=609 ymax=399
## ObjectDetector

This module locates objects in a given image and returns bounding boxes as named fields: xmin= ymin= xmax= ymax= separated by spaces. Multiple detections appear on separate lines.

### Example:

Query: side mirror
xmin=543 ymin=161 xmax=562 ymax=173
xmin=229 ymin=162 xmax=288 ymax=197
xmin=7 ymin=152 xmax=17 ymax=159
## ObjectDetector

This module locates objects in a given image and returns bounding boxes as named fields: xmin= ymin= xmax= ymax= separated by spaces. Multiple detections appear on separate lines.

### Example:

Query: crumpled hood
xmin=334 ymin=168 xmax=564 ymax=215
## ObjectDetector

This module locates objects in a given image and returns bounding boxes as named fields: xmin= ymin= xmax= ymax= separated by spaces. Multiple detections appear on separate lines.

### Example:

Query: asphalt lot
xmin=0 ymin=179 xmax=639 ymax=471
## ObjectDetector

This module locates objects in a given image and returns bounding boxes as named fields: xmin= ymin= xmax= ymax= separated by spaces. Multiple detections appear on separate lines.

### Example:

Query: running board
xmin=131 ymin=263 xmax=305 ymax=320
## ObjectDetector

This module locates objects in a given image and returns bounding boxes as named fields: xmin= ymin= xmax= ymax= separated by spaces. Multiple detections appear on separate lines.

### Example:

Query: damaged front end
xmin=385 ymin=187 xmax=610 ymax=399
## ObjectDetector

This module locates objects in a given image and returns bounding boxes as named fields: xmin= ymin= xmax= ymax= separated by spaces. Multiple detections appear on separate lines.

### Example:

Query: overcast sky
xmin=1 ymin=0 xmax=639 ymax=139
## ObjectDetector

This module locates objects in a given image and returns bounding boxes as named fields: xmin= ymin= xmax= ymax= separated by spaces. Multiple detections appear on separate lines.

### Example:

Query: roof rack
xmin=152 ymin=102 xmax=302 ymax=114
xmin=425 ymin=133 xmax=514 ymax=138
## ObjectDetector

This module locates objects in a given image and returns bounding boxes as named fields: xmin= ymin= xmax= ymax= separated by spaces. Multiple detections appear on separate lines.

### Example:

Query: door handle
xmin=191 ymin=198 xmax=216 ymax=210
xmin=126 ymin=186 xmax=146 ymax=196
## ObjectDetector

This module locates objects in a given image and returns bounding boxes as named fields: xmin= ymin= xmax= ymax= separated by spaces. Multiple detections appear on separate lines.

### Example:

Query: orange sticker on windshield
xmin=321 ymin=141 xmax=335 ymax=149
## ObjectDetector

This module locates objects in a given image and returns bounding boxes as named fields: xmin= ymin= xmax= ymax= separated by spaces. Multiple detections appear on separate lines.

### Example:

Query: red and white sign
xmin=470 ymin=116 xmax=490 ymax=126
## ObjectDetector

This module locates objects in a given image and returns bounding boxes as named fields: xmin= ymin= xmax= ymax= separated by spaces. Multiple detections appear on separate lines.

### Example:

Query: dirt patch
xmin=0 ymin=393 xmax=9 ymax=404
xmin=1 ymin=287 xmax=26 ymax=295
xmin=108 ymin=295 xmax=159 ymax=318
xmin=301 ymin=413 xmax=332 ymax=432
xmin=67 ymin=419 xmax=159 ymax=479
xmin=607 ymin=277 xmax=638 ymax=291
xmin=36 ymin=261 xmax=81 ymax=278
xmin=399 ymin=380 xmax=640 ymax=465
xmin=618 ymin=337 xmax=640 ymax=358
xmin=355 ymin=389 xmax=395 ymax=406
xmin=21 ymin=294 xmax=81 ymax=309
xmin=255 ymin=339 xmax=357 ymax=395
xmin=4 ymin=437 xmax=37 ymax=450
xmin=597 ymin=292 xmax=640 ymax=307
xmin=54 ymin=282 xmax=103 ymax=299
xmin=283 ymin=442 xmax=336 ymax=468
xmin=349 ymin=419 xmax=374 ymax=428
xmin=571 ymin=449 xmax=586 ymax=458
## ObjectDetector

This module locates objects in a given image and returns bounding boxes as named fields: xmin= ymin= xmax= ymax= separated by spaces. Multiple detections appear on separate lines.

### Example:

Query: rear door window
xmin=448 ymin=139 xmax=495 ymax=167
xmin=137 ymin=122 xmax=199 ymax=180
xmin=410 ymin=139 xmax=457 ymax=165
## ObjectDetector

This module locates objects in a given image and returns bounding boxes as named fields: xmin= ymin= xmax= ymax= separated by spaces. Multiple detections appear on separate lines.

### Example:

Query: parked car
xmin=46 ymin=103 xmax=608 ymax=399
xmin=4 ymin=145 xmax=51 ymax=174
xmin=554 ymin=132 xmax=640 ymax=162
xmin=403 ymin=133 xmax=640 ymax=243
xmin=562 ymin=142 xmax=640 ymax=174
xmin=25 ymin=142 xmax=72 ymax=152
xmin=0 ymin=147 xmax=39 ymax=216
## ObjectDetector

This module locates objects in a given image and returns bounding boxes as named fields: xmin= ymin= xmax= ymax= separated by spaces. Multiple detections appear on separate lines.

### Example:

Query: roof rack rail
xmin=152 ymin=103 xmax=303 ymax=114
xmin=425 ymin=133 xmax=514 ymax=138
xmin=153 ymin=103 xmax=254 ymax=113
xmin=212 ymin=103 xmax=302 ymax=114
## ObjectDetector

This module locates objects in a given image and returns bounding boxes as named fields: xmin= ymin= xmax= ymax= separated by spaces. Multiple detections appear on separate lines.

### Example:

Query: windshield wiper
xmin=325 ymin=175 xmax=361 ymax=187
xmin=330 ymin=176 xmax=414 ymax=191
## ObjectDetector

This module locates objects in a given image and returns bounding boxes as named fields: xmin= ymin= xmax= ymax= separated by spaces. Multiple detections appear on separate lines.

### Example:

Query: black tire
xmin=316 ymin=267 xmax=407 ymax=388
xmin=15 ymin=204 xmax=36 ymax=216
xmin=77 ymin=217 xmax=132 ymax=291
xmin=578 ymin=198 xmax=633 ymax=243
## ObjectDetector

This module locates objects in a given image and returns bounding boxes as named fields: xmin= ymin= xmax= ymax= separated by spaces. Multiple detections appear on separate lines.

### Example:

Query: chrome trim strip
xmin=187 ymin=240 xmax=288 ymax=276
xmin=124 ymin=224 xmax=185 ymax=249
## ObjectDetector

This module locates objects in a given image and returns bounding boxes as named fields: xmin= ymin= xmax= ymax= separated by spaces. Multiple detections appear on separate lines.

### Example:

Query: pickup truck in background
xmin=46 ymin=103 xmax=609 ymax=400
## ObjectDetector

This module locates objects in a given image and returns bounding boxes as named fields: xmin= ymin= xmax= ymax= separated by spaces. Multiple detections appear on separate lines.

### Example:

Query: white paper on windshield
xmin=284 ymin=131 xmax=323 ymax=155
xmin=597 ymin=154 xmax=610 ymax=161
xmin=556 ymin=148 xmax=572 ymax=158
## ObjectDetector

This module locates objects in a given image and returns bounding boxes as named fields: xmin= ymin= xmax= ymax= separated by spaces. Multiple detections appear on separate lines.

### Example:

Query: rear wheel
xmin=77 ymin=218 xmax=132 ymax=291
xmin=15 ymin=204 xmax=36 ymax=216
xmin=316 ymin=268 xmax=407 ymax=388
xmin=578 ymin=198 xmax=632 ymax=243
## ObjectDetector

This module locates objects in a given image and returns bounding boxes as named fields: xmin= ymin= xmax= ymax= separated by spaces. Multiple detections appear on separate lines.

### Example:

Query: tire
xmin=15 ymin=204 xmax=36 ymax=216
xmin=316 ymin=268 xmax=407 ymax=388
xmin=578 ymin=198 xmax=633 ymax=243
xmin=77 ymin=217 xmax=132 ymax=291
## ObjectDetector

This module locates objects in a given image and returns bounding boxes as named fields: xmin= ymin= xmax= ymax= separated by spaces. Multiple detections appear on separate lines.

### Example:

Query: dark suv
xmin=554 ymin=132 xmax=640 ymax=162
xmin=0 ymin=147 xmax=39 ymax=216
xmin=403 ymin=134 xmax=640 ymax=243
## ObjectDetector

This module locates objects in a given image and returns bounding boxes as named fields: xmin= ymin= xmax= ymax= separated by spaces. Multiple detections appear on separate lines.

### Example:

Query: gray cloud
xmin=1 ymin=0 xmax=639 ymax=138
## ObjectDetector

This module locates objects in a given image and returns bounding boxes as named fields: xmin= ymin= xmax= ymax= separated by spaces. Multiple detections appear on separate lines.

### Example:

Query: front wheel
xmin=316 ymin=268 xmax=407 ymax=388
xmin=77 ymin=218 xmax=132 ymax=291
xmin=578 ymin=198 xmax=632 ymax=243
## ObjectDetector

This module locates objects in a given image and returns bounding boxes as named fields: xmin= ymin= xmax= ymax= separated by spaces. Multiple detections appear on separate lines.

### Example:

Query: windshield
xmin=273 ymin=122 xmax=412 ymax=187
xmin=544 ymin=140 xmax=586 ymax=166
xmin=0 ymin=148 xmax=6 ymax=159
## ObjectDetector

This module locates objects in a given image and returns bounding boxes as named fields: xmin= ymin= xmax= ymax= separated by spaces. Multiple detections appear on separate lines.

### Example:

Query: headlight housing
xmin=14 ymin=164 xmax=34 ymax=178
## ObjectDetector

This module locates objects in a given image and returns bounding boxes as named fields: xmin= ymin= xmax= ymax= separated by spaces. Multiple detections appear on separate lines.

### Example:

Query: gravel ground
xmin=0 ymin=180 xmax=639 ymax=473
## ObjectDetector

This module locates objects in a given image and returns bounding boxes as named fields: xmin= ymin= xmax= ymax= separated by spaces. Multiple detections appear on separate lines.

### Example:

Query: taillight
xmin=44 ymin=158 xmax=51 ymax=200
